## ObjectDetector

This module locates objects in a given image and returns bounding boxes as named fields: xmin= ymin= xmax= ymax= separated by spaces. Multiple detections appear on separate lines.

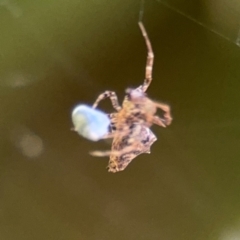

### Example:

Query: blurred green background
xmin=1 ymin=0 xmax=240 ymax=239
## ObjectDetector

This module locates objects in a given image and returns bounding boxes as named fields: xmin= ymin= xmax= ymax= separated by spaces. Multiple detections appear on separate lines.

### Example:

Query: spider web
xmin=140 ymin=0 xmax=240 ymax=48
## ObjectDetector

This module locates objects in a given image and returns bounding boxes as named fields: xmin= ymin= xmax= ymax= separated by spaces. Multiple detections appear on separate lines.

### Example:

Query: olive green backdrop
xmin=1 ymin=0 xmax=240 ymax=240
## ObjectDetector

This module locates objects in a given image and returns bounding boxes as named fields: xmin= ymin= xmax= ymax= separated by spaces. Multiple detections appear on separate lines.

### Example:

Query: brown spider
xmin=90 ymin=22 xmax=172 ymax=173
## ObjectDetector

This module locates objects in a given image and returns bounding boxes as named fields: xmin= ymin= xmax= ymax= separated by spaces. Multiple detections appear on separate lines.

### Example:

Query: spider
xmin=90 ymin=22 xmax=172 ymax=173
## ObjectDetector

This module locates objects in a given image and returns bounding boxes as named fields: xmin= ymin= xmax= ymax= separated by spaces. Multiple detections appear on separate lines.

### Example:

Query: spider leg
xmin=90 ymin=141 xmax=144 ymax=157
xmin=152 ymin=116 xmax=167 ymax=128
xmin=90 ymin=150 xmax=113 ymax=157
xmin=108 ymin=113 xmax=118 ymax=132
xmin=155 ymin=102 xmax=172 ymax=126
xmin=100 ymin=132 xmax=115 ymax=139
xmin=137 ymin=22 xmax=154 ymax=92
xmin=92 ymin=91 xmax=121 ymax=111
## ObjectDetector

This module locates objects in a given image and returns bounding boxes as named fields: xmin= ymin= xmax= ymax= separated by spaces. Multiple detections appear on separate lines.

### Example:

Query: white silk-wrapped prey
xmin=71 ymin=105 xmax=110 ymax=141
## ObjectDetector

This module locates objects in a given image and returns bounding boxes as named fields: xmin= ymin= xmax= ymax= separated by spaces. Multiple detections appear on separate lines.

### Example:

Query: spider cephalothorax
xmin=125 ymin=88 xmax=172 ymax=128
xmin=90 ymin=22 xmax=172 ymax=172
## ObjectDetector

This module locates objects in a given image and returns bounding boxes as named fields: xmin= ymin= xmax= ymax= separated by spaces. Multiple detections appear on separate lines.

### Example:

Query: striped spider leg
xmin=90 ymin=22 xmax=172 ymax=173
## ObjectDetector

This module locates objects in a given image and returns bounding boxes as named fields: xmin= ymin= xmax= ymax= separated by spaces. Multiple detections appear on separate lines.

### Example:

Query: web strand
xmin=157 ymin=0 xmax=240 ymax=48
xmin=139 ymin=0 xmax=145 ymax=22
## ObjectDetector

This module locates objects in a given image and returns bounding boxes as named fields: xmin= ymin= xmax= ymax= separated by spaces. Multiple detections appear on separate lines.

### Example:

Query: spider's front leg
xmin=155 ymin=102 xmax=172 ymax=126
xmin=90 ymin=141 xmax=144 ymax=157
xmin=92 ymin=91 xmax=121 ymax=112
xmin=152 ymin=116 xmax=167 ymax=128
xmin=137 ymin=22 xmax=154 ymax=93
